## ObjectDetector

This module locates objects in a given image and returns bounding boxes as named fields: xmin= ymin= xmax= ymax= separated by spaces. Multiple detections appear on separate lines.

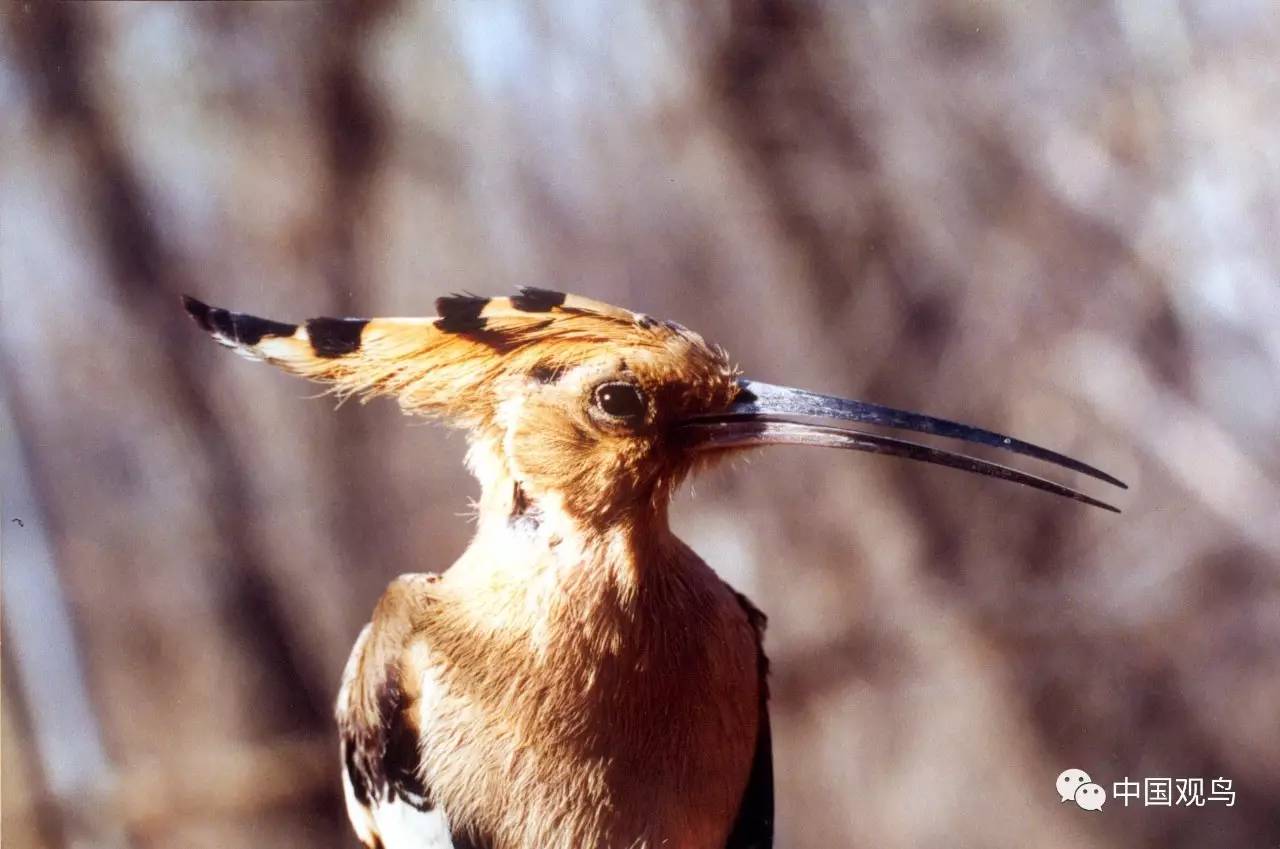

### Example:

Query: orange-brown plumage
xmin=184 ymin=287 xmax=1122 ymax=849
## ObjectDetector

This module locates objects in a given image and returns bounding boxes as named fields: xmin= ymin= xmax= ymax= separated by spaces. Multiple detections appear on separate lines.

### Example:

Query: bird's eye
xmin=593 ymin=382 xmax=647 ymax=421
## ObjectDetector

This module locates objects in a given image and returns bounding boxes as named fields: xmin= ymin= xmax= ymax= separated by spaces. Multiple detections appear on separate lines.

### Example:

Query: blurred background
xmin=3 ymin=2 xmax=1279 ymax=848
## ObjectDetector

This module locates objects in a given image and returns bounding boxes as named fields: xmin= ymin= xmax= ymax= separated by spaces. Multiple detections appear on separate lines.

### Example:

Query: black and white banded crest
xmin=179 ymin=288 xmax=732 ymax=436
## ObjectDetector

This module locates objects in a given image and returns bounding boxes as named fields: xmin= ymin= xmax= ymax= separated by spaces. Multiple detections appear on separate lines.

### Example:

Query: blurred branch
xmin=1 ymin=386 xmax=130 ymax=849
xmin=1056 ymin=334 xmax=1280 ymax=557
xmin=4 ymin=736 xmax=334 ymax=838
xmin=5 ymin=0 xmax=333 ymax=727
xmin=116 ymin=736 xmax=335 ymax=835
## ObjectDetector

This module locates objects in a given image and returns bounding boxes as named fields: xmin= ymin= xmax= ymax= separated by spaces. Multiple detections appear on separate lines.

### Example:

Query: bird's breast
xmin=416 ymin=567 xmax=761 ymax=849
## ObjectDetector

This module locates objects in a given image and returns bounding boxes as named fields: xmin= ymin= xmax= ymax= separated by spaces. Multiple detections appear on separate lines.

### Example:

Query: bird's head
xmin=184 ymin=288 xmax=1123 ymax=531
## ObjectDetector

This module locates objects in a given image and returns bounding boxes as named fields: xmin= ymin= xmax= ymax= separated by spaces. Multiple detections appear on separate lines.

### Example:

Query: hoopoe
xmin=183 ymin=289 xmax=1123 ymax=849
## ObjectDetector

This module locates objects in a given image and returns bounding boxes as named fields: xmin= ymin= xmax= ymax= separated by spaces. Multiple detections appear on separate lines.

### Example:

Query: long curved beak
xmin=676 ymin=380 xmax=1126 ymax=512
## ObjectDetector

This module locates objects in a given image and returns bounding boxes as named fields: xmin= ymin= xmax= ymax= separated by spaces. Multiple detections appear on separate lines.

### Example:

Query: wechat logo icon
xmin=1057 ymin=769 xmax=1106 ymax=810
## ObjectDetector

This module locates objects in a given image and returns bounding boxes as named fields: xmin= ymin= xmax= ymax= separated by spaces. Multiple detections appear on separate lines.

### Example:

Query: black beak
xmin=676 ymin=380 xmax=1126 ymax=512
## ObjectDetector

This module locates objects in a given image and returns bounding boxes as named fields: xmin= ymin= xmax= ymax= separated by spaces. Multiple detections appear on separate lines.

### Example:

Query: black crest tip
xmin=182 ymin=295 xmax=215 ymax=332
xmin=182 ymin=295 xmax=297 ymax=346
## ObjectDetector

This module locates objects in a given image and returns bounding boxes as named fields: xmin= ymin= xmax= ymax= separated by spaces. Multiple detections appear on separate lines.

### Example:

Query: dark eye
xmin=594 ymin=382 xmax=646 ymax=420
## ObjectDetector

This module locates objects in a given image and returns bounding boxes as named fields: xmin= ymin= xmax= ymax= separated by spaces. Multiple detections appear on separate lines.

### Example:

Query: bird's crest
xmin=183 ymin=287 xmax=736 ymax=432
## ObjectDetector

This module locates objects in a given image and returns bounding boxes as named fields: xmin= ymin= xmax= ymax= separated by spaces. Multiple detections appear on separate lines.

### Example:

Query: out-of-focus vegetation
xmin=3 ymin=3 xmax=1278 ymax=848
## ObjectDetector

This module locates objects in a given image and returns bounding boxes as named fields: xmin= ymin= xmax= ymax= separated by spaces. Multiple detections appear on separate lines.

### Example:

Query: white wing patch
xmin=341 ymin=759 xmax=380 ymax=847
xmin=371 ymin=795 xmax=455 ymax=849
xmin=341 ymin=757 xmax=457 ymax=849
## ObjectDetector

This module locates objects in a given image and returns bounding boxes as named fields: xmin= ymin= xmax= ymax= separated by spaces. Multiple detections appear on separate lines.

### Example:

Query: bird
xmin=182 ymin=288 xmax=1124 ymax=849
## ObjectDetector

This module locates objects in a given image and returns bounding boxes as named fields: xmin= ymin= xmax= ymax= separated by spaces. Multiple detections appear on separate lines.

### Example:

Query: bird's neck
xmin=424 ymin=440 xmax=716 ymax=676
xmin=464 ymin=438 xmax=675 ymax=582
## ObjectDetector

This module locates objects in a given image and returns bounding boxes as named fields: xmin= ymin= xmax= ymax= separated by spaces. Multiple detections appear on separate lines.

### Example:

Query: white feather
xmin=371 ymin=796 xmax=455 ymax=849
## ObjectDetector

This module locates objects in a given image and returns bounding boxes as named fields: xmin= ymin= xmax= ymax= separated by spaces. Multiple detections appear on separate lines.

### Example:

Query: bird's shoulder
xmin=336 ymin=572 xmax=465 ymax=849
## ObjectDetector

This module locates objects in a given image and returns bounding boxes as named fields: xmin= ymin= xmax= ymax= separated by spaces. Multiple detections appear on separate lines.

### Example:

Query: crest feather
xmin=183 ymin=290 xmax=721 ymax=430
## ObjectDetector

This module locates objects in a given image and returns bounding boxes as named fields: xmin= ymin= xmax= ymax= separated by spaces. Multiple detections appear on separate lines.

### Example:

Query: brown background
xmin=3 ymin=2 xmax=1279 ymax=849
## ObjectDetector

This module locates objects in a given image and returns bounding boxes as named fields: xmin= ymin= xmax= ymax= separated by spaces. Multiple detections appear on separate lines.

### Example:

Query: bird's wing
xmin=336 ymin=574 xmax=480 ymax=849
xmin=724 ymin=592 xmax=774 ymax=849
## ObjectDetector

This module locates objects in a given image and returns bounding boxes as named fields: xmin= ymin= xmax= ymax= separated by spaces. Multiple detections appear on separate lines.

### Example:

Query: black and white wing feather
xmin=337 ymin=623 xmax=458 ymax=849
xmin=336 ymin=574 xmax=483 ymax=849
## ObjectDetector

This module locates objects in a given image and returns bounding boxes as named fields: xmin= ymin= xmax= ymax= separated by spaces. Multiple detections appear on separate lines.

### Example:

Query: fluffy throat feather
xmin=462 ymin=436 xmax=675 ymax=588
xmin=429 ymin=442 xmax=711 ymax=679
